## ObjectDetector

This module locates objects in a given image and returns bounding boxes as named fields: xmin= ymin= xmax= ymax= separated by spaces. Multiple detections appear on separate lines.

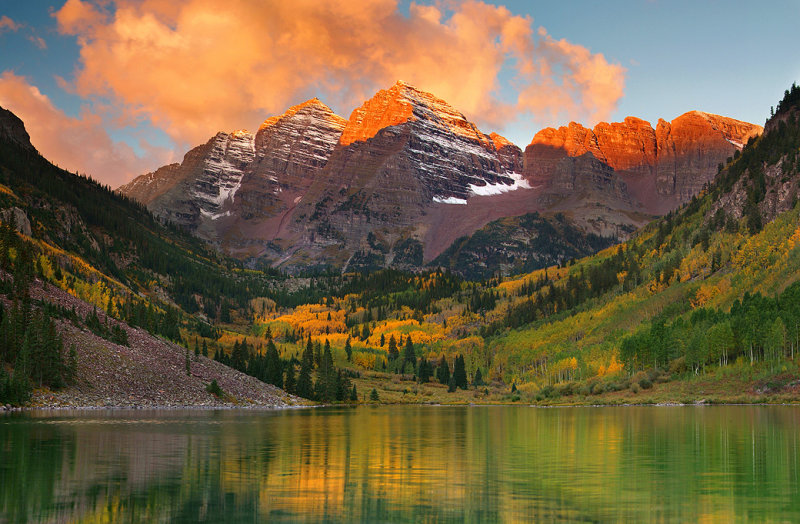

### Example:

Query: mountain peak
xmin=259 ymin=97 xmax=345 ymax=132
xmin=489 ymin=132 xmax=516 ymax=150
xmin=0 ymin=106 xmax=35 ymax=151
xmin=340 ymin=81 xmax=492 ymax=148
xmin=672 ymin=110 xmax=763 ymax=149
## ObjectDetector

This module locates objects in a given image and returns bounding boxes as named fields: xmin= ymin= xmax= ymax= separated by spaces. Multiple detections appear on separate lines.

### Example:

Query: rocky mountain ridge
xmin=119 ymin=82 xmax=762 ymax=275
xmin=526 ymin=111 xmax=763 ymax=214
xmin=120 ymin=99 xmax=347 ymax=245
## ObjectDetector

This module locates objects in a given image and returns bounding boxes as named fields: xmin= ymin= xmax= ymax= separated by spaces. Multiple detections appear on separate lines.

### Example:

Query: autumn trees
xmin=620 ymin=284 xmax=800 ymax=376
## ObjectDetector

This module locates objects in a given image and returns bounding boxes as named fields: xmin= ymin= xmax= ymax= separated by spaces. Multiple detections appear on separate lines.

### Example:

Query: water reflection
xmin=1 ymin=406 xmax=800 ymax=522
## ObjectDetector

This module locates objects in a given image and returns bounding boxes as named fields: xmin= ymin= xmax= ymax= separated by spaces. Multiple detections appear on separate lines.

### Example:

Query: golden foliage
xmin=272 ymin=305 xmax=347 ymax=336
xmin=597 ymin=354 xmax=623 ymax=377
xmin=691 ymin=283 xmax=719 ymax=308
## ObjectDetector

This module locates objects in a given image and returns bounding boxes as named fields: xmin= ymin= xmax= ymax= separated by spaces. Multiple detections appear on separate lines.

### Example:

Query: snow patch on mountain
xmin=191 ymin=131 xmax=255 ymax=214
xmin=433 ymin=196 xmax=468 ymax=205
xmin=469 ymin=172 xmax=531 ymax=196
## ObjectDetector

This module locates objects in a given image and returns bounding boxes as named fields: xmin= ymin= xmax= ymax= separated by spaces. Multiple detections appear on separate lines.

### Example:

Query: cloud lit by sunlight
xmin=54 ymin=0 xmax=626 ymax=147
xmin=0 ymin=71 xmax=175 ymax=188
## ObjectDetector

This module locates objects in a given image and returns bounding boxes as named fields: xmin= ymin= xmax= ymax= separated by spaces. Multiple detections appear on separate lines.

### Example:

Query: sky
xmin=0 ymin=0 xmax=798 ymax=188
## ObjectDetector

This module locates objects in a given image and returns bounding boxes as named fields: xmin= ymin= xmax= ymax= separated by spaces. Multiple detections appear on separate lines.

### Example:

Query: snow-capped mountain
xmin=120 ymin=98 xmax=346 ymax=245
xmin=119 ymin=82 xmax=763 ymax=275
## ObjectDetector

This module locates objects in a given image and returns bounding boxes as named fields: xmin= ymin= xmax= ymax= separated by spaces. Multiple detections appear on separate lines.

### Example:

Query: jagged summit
xmin=489 ymin=132 xmax=516 ymax=150
xmin=118 ymin=83 xmax=763 ymax=274
xmin=120 ymin=96 xmax=348 ymax=239
xmin=524 ymin=111 xmax=764 ymax=210
xmin=259 ymin=97 xmax=345 ymax=133
xmin=0 ymin=106 xmax=34 ymax=151
xmin=677 ymin=110 xmax=763 ymax=148
xmin=340 ymin=81 xmax=494 ymax=149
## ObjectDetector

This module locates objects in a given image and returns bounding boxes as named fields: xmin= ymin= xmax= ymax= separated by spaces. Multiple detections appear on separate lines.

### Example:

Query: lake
xmin=1 ymin=405 xmax=799 ymax=522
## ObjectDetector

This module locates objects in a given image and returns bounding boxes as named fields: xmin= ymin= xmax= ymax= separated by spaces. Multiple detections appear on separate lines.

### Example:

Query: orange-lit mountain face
xmin=525 ymin=112 xmax=763 ymax=214
xmin=119 ymin=82 xmax=762 ymax=275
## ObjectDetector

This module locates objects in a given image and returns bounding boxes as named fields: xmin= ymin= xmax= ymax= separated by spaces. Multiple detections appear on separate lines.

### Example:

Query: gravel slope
xmin=22 ymin=280 xmax=305 ymax=409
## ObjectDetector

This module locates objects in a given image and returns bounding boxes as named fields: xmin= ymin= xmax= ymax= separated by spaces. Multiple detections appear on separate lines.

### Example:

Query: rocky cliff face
xmin=0 ymin=107 xmax=34 ymax=151
xmin=279 ymin=81 xmax=529 ymax=271
xmin=119 ymin=130 xmax=255 ymax=237
xmin=332 ymin=81 xmax=525 ymax=202
xmin=525 ymin=112 xmax=763 ymax=214
xmin=119 ymin=99 xmax=346 ymax=246
xmin=119 ymin=84 xmax=762 ymax=276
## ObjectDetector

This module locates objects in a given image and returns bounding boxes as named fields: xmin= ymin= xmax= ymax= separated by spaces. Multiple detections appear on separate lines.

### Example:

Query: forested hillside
xmin=186 ymin=84 xmax=800 ymax=404
xmin=2 ymin=84 xmax=800 ymax=406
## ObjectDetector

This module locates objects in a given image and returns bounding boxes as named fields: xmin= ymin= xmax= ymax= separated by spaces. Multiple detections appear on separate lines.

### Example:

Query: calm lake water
xmin=1 ymin=405 xmax=800 ymax=522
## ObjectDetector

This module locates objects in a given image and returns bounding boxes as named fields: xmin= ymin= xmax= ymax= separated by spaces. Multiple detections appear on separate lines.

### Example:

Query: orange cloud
xmin=517 ymin=34 xmax=626 ymax=125
xmin=28 ymin=35 xmax=47 ymax=50
xmin=0 ymin=15 xmax=21 ymax=33
xmin=53 ymin=0 xmax=625 ymax=148
xmin=0 ymin=71 xmax=174 ymax=188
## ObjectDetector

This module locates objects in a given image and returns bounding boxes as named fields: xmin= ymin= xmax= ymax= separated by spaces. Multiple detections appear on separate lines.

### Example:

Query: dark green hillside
xmin=432 ymin=212 xmax=614 ymax=280
xmin=0 ymin=107 xmax=279 ymax=317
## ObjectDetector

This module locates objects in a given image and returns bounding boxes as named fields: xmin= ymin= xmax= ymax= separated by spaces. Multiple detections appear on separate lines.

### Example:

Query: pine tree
xmin=436 ymin=356 xmax=450 ymax=385
xmin=472 ymin=368 xmax=484 ymax=387
xmin=265 ymin=340 xmax=282 ymax=388
xmin=388 ymin=335 xmax=399 ymax=362
xmin=336 ymin=371 xmax=352 ymax=401
xmin=417 ymin=357 xmax=431 ymax=383
xmin=284 ymin=361 xmax=296 ymax=394
xmin=313 ymin=341 xmax=322 ymax=367
xmin=452 ymin=355 xmax=468 ymax=389
xmin=303 ymin=337 xmax=314 ymax=369
xmin=345 ymin=336 xmax=352 ymax=361
xmin=315 ymin=342 xmax=337 ymax=402
xmin=370 ymin=388 xmax=379 ymax=402
xmin=447 ymin=374 xmax=456 ymax=392
xmin=350 ymin=384 xmax=358 ymax=402
xmin=297 ymin=341 xmax=314 ymax=400
xmin=16 ymin=328 xmax=32 ymax=381
xmin=202 ymin=340 xmax=208 ymax=357
xmin=403 ymin=336 xmax=416 ymax=374
xmin=297 ymin=361 xmax=313 ymax=399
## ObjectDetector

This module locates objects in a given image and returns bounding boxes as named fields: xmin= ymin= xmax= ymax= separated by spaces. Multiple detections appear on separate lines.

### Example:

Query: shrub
xmin=668 ymin=356 xmax=687 ymax=375
xmin=111 ymin=325 xmax=129 ymax=346
xmin=206 ymin=379 xmax=223 ymax=397
xmin=631 ymin=382 xmax=641 ymax=394
xmin=539 ymin=385 xmax=557 ymax=398
xmin=556 ymin=382 xmax=575 ymax=397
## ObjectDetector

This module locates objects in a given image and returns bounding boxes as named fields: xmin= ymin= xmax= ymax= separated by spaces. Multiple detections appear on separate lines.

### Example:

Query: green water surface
xmin=1 ymin=406 xmax=799 ymax=522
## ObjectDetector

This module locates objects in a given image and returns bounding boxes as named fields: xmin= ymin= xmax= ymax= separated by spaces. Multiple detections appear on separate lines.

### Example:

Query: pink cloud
xmin=28 ymin=35 xmax=47 ymax=50
xmin=0 ymin=15 xmax=21 ymax=33
xmin=53 ymin=0 xmax=626 ymax=148
xmin=0 ymin=71 xmax=175 ymax=188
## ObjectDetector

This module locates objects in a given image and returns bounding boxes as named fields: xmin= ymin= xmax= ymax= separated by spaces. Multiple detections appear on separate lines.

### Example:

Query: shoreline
xmin=1 ymin=403 xmax=315 ymax=413
xmin=5 ymin=399 xmax=800 ymax=414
